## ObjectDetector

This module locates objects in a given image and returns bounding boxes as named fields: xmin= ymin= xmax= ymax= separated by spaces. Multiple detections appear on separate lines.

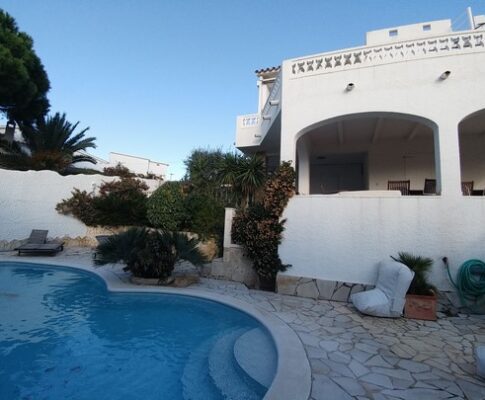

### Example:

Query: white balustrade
xmin=290 ymin=31 xmax=485 ymax=78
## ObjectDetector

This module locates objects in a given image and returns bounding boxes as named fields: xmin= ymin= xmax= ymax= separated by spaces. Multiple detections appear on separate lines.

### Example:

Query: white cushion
xmin=351 ymin=260 xmax=414 ymax=318
xmin=351 ymin=288 xmax=391 ymax=317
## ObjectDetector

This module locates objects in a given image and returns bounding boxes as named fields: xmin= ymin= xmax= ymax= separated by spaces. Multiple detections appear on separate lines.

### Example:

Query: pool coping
xmin=0 ymin=258 xmax=312 ymax=400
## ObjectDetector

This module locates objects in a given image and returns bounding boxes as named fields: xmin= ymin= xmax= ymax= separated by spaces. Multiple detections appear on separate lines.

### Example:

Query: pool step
xmin=233 ymin=328 xmax=276 ymax=389
xmin=181 ymin=336 xmax=222 ymax=400
xmin=208 ymin=328 xmax=264 ymax=400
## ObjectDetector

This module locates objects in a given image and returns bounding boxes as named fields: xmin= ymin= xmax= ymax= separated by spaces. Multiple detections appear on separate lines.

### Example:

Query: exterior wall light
xmin=346 ymin=83 xmax=355 ymax=92
xmin=439 ymin=71 xmax=451 ymax=80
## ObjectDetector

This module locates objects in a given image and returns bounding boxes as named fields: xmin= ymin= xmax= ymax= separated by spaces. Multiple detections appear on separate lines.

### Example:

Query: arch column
xmin=434 ymin=116 xmax=462 ymax=197
xmin=296 ymin=136 xmax=311 ymax=195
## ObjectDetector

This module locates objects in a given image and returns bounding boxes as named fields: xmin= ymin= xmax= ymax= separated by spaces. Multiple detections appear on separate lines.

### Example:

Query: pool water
xmin=0 ymin=262 xmax=276 ymax=400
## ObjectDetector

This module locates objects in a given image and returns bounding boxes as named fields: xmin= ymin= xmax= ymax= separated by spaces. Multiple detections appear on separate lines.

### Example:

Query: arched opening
xmin=296 ymin=113 xmax=438 ymax=195
xmin=459 ymin=109 xmax=485 ymax=196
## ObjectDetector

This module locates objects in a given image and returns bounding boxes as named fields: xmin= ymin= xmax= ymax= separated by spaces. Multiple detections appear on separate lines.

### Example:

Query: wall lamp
xmin=439 ymin=71 xmax=451 ymax=80
xmin=346 ymin=83 xmax=355 ymax=92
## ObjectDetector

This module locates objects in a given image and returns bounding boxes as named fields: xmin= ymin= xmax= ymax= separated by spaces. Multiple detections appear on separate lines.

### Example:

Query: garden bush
xmin=94 ymin=227 xmax=207 ymax=281
xmin=56 ymin=176 xmax=149 ymax=226
xmin=147 ymin=181 xmax=186 ymax=231
xmin=103 ymin=163 xmax=135 ymax=178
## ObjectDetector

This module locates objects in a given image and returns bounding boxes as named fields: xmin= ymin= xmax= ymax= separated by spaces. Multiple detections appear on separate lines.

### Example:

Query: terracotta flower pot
xmin=404 ymin=293 xmax=437 ymax=321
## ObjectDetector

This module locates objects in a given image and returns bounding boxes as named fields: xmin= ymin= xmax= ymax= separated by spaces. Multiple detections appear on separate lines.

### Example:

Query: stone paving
xmin=195 ymin=279 xmax=485 ymax=400
xmin=2 ymin=249 xmax=485 ymax=400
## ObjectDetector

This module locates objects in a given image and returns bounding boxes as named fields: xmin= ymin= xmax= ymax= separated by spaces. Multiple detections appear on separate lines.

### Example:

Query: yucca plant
xmin=217 ymin=152 xmax=266 ymax=209
xmin=94 ymin=228 xmax=207 ymax=282
xmin=391 ymin=252 xmax=437 ymax=296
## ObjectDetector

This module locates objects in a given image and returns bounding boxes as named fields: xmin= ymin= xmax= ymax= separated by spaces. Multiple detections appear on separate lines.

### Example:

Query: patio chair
xmin=387 ymin=180 xmax=410 ymax=196
xmin=93 ymin=235 xmax=111 ymax=261
xmin=15 ymin=229 xmax=64 ymax=256
xmin=461 ymin=181 xmax=474 ymax=196
xmin=423 ymin=178 xmax=436 ymax=195
xmin=350 ymin=260 xmax=414 ymax=318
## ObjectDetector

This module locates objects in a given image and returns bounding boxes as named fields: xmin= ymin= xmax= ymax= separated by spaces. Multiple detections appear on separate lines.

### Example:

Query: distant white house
xmin=0 ymin=125 xmax=168 ymax=179
xmin=235 ymin=9 xmax=485 ymax=298
xmin=107 ymin=152 xmax=168 ymax=178
xmin=74 ymin=151 xmax=168 ymax=178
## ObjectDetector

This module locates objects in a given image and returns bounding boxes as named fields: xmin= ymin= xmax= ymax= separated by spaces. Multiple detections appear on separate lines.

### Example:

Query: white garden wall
xmin=0 ymin=169 xmax=161 ymax=243
xmin=279 ymin=194 xmax=485 ymax=290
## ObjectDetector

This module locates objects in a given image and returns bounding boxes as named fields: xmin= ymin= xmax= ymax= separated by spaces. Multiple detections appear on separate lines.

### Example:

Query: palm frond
xmin=94 ymin=227 xmax=148 ymax=266
xmin=71 ymin=153 xmax=98 ymax=165
xmin=391 ymin=252 xmax=436 ymax=295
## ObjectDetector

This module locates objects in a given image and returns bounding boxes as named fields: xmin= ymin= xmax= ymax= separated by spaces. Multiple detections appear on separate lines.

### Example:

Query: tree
xmin=232 ymin=162 xmax=296 ymax=290
xmin=184 ymin=148 xmax=266 ymax=208
xmin=218 ymin=152 xmax=266 ymax=209
xmin=183 ymin=148 xmax=225 ymax=197
xmin=0 ymin=112 xmax=97 ymax=172
xmin=0 ymin=9 xmax=50 ymax=125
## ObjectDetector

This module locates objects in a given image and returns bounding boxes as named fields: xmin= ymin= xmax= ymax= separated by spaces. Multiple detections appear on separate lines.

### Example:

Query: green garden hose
xmin=444 ymin=258 xmax=485 ymax=313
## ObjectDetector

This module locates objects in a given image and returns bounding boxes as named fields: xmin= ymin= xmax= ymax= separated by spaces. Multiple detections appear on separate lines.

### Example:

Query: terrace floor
xmin=1 ymin=248 xmax=484 ymax=400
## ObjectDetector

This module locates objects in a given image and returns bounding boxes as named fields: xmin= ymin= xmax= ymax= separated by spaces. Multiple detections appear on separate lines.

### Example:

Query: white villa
xmin=235 ymin=10 xmax=485 ymax=301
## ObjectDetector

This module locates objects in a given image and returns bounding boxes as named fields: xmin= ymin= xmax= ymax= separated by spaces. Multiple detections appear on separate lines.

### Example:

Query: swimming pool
xmin=0 ymin=262 xmax=277 ymax=400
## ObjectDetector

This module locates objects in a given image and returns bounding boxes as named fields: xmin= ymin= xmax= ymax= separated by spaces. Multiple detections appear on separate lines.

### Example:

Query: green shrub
xmin=94 ymin=227 xmax=207 ymax=281
xmin=232 ymin=162 xmax=296 ymax=290
xmin=56 ymin=177 xmax=149 ymax=226
xmin=147 ymin=182 xmax=186 ymax=231
xmin=55 ymin=189 xmax=97 ymax=226
xmin=183 ymin=192 xmax=224 ymax=239
xmin=103 ymin=163 xmax=135 ymax=178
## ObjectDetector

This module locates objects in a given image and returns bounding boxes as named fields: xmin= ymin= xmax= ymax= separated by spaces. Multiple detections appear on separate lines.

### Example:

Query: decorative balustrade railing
xmin=241 ymin=114 xmax=260 ymax=128
xmin=290 ymin=31 xmax=485 ymax=78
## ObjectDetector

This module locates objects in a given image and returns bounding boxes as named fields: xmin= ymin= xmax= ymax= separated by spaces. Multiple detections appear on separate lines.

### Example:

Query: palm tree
xmin=94 ymin=228 xmax=207 ymax=281
xmin=0 ymin=112 xmax=96 ymax=172
xmin=218 ymin=152 xmax=266 ymax=209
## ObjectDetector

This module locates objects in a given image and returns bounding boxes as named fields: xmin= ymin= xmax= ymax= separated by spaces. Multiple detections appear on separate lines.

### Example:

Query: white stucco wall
xmin=0 ymin=169 xmax=160 ymax=241
xmin=236 ymin=25 xmax=485 ymax=291
xmin=276 ymin=30 xmax=485 ymax=289
xmin=279 ymin=195 xmax=485 ymax=290
xmin=366 ymin=19 xmax=452 ymax=46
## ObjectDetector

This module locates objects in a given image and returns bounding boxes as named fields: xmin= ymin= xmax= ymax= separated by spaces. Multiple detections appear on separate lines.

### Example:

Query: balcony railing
xmin=290 ymin=30 xmax=485 ymax=78
xmin=241 ymin=114 xmax=260 ymax=128
xmin=236 ymin=113 xmax=262 ymax=148
xmin=236 ymin=72 xmax=282 ymax=148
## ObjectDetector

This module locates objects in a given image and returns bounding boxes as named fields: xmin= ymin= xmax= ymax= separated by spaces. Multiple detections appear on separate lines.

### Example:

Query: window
xmin=389 ymin=29 xmax=398 ymax=37
xmin=423 ymin=24 xmax=431 ymax=31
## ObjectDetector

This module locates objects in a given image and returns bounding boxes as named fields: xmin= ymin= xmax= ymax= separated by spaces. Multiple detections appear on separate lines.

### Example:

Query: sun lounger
xmin=15 ymin=229 xmax=64 ymax=256
xmin=93 ymin=235 xmax=111 ymax=261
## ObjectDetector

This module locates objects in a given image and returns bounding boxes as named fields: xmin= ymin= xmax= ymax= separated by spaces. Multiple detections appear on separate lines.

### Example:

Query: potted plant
xmin=392 ymin=252 xmax=437 ymax=321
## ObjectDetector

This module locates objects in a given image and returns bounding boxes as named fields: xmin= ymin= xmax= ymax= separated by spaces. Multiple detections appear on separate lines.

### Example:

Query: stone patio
xmin=1 ymin=248 xmax=484 ymax=400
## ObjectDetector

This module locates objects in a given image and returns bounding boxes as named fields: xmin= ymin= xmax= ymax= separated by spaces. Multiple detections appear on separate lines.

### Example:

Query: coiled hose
xmin=445 ymin=258 xmax=485 ymax=313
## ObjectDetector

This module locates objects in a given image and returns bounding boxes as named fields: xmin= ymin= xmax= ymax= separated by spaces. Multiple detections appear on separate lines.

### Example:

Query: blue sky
xmin=1 ymin=0 xmax=484 ymax=179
